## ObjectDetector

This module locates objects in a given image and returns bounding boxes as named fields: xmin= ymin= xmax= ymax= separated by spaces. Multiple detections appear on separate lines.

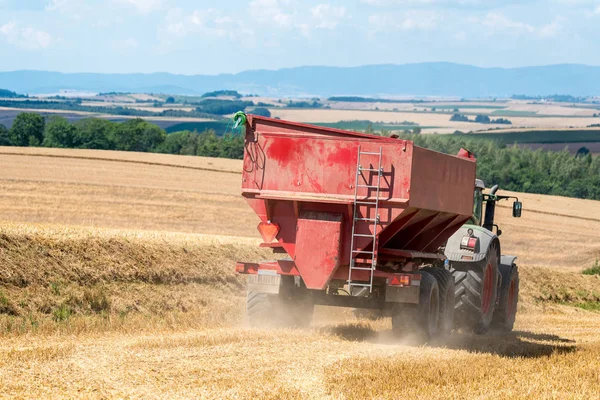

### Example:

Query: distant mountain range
xmin=2 ymin=63 xmax=600 ymax=98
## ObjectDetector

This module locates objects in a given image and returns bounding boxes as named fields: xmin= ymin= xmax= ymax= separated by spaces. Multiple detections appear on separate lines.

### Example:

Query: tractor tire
xmin=451 ymin=242 xmax=500 ymax=334
xmin=422 ymin=267 xmax=455 ymax=334
xmin=392 ymin=271 xmax=440 ymax=340
xmin=492 ymin=265 xmax=519 ymax=332
xmin=246 ymin=279 xmax=314 ymax=328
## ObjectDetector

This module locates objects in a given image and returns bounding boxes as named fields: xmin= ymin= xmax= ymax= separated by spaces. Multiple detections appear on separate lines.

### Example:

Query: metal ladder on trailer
xmin=348 ymin=145 xmax=383 ymax=294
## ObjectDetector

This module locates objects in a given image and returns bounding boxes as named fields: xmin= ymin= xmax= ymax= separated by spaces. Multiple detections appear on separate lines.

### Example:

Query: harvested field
xmin=1 ymin=148 xmax=600 ymax=398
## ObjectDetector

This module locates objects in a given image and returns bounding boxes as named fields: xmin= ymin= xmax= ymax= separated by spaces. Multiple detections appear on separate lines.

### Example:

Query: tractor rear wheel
xmin=392 ymin=271 xmax=439 ymax=340
xmin=422 ymin=267 xmax=455 ymax=334
xmin=247 ymin=277 xmax=314 ymax=328
xmin=451 ymin=242 xmax=499 ymax=334
xmin=492 ymin=265 xmax=519 ymax=332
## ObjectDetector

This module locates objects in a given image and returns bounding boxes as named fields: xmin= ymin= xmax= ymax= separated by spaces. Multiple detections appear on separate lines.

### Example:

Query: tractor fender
xmin=444 ymin=224 xmax=500 ymax=264
xmin=500 ymin=255 xmax=518 ymax=269
xmin=498 ymin=255 xmax=518 ymax=287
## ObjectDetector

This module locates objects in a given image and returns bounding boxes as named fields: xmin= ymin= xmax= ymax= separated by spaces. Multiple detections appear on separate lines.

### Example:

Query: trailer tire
xmin=451 ymin=241 xmax=499 ymax=334
xmin=422 ymin=267 xmax=455 ymax=334
xmin=492 ymin=265 xmax=519 ymax=332
xmin=392 ymin=271 xmax=439 ymax=340
xmin=247 ymin=283 xmax=314 ymax=328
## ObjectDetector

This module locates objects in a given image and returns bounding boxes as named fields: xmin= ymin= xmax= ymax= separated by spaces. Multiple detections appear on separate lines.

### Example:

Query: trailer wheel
xmin=392 ymin=271 xmax=439 ymax=340
xmin=492 ymin=265 xmax=519 ymax=332
xmin=246 ymin=278 xmax=314 ymax=328
xmin=452 ymin=241 xmax=499 ymax=334
xmin=422 ymin=267 xmax=455 ymax=334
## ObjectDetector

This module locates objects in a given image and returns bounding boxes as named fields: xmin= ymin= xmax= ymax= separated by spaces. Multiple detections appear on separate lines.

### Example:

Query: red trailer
xmin=236 ymin=115 xmax=521 ymax=338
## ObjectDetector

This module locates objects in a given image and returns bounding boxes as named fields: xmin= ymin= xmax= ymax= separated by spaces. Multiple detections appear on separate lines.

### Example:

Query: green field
xmin=490 ymin=110 xmax=538 ymax=116
xmin=165 ymin=120 xmax=435 ymax=135
xmin=165 ymin=121 xmax=230 ymax=134
xmin=425 ymin=104 xmax=508 ymax=110
xmin=466 ymin=129 xmax=600 ymax=144
xmin=312 ymin=121 xmax=435 ymax=132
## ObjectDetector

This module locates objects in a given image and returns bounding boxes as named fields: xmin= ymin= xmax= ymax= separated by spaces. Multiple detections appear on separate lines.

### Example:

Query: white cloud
xmin=369 ymin=10 xmax=439 ymax=31
xmin=478 ymin=12 xmax=563 ymax=38
xmin=45 ymin=0 xmax=89 ymax=19
xmin=1 ymin=21 xmax=52 ymax=50
xmin=311 ymin=4 xmax=347 ymax=29
xmin=480 ymin=12 xmax=535 ymax=34
xmin=362 ymin=0 xmax=481 ymax=5
xmin=114 ymin=0 xmax=166 ymax=14
xmin=249 ymin=0 xmax=293 ymax=28
xmin=156 ymin=6 xmax=254 ymax=54
xmin=113 ymin=37 xmax=139 ymax=50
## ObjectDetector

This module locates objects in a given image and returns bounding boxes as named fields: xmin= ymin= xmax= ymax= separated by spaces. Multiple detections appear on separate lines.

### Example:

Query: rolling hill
xmin=3 ymin=63 xmax=600 ymax=97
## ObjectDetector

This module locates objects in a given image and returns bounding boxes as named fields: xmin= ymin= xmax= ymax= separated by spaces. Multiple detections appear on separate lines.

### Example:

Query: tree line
xmin=1 ymin=112 xmax=599 ymax=201
xmin=395 ymin=132 xmax=600 ymax=200
xmin=450 ymin=114 xmax=512 ymax=125
xmin=0 ymin=112 xmax=244 ymax=158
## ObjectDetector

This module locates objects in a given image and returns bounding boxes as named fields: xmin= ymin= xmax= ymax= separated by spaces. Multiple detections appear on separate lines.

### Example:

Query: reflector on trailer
xmin=388 ymin=275 xmax=411 ymax=286
xmin=257 ymin=222 xmax=280 ymax=243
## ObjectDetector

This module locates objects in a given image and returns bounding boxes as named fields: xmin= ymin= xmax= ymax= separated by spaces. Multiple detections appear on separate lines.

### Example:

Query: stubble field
xmin=0 ymin=147 xmax=600 ymax=399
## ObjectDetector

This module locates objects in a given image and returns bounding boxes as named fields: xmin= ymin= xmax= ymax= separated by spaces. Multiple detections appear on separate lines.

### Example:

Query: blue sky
xmin=1 ymin=0 xmax=599 ymax=74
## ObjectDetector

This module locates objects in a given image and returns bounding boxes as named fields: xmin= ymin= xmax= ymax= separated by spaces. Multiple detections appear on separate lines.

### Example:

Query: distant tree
xmin=201 ymin=90 xmax=242 ymax=99
xmin=249 ymin=107 xmax=271 ymax=117
xmin=10 ymin=112 xmax=45 ymax=146
xmin=156 ymin=130 xmax=199 ymax=155
xmin=74 ymin=118 xmax=116 ymax=150
xmin=110 ymin=119 xmax=166 ymax=152
xmin=431 ymin=108 xmax=436 ymax=112
xmin=576 ymin=146 xmax=591 ymax=157
xmin=475 ymin=115 xmax=491 ymax=124
xmin=412 ymin=127 xmax=422 ymax=135
xmin=450 ymin=114 xmax=470 ymax=122
xmin=365 ymin=123 xmax=375 ymax=134
xmin=492 ymin=118 xmax=512 ymax=125
xmin=0 ymin=124 xmax=10 ymax=146
xmin=165 ymin=97 xmax=176 ymax=104
xmin=594 ymin=113 xmax=598 ymax=117
xmin=453 ymin=108 xmax=459 ymax=112
xmin=43 ymin=116 xmax=79 ymax=148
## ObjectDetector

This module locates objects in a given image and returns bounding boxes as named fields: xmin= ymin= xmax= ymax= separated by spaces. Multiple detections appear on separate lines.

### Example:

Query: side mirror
xmin=513 ymin=201 xmax=522 ymax=218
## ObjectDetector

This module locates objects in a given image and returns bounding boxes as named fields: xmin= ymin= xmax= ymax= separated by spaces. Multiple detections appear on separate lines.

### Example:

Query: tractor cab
xmin=471 ymin=179 xmax=522 ymax=236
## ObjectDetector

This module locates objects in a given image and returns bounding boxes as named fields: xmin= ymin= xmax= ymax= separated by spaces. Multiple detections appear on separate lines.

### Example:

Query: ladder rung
xmin=357 ymin=185 xmax=378 ymax=189
xmin=354 ymin=218 xmax=377 ymax=222
xmin=353 ymin=234 xmax=376 ymax=238
xmin=351 ymin=267 xmax=374 ymax=271
xmin=355 ymin=201 xmax=378 ymax=205
xmin=347 ymin=283 xmax=372 ymax=287
xmin=352 ymin=250 xmax=374 ymax=254
xmin=359 ymin=168 xmax=381 ymax=172
xmin=359 ymin=152 xmax=381 ymax=155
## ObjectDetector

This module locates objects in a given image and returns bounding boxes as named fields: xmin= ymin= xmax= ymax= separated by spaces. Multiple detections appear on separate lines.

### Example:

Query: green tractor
xmin=443 ymin=179 xmax=523 ymax=334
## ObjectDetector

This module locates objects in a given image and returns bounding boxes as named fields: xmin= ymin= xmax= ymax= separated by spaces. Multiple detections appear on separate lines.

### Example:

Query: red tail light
xmin=257 ymin=222 xmax=280 ymax=243
xmin=460 ymin=236 xmax=479 ymax=251
xmin=388 ymin=275 xmax=411 ymax=286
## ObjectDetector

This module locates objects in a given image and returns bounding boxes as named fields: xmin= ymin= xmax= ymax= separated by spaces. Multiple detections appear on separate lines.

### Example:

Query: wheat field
xmin=1 ymin=147 xmax=600 ymax=399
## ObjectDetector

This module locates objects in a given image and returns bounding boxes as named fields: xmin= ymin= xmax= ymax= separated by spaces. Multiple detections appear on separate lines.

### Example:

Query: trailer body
xmin=236 ymin=116 xmax=476 ymax=303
